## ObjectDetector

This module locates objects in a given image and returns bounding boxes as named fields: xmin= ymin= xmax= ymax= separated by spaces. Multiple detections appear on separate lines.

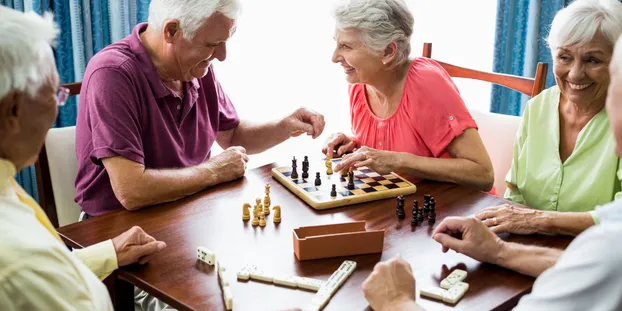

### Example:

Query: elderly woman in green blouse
xmin=477 ymin=0 xmax=622 ymax=236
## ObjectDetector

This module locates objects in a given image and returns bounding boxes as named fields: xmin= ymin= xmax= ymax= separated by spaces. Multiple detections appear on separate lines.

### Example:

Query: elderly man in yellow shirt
xmin=0 ymin=7 xmax=166 ymax=310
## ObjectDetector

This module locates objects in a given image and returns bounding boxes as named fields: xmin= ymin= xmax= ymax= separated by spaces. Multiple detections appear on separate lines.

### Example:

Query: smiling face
xmin=553 ymin=32 xmax=613 ymax=108
xmin=331 ymin=28 xmax=385 ymax=84
xmin=164 ymin=12 xmax=235 ymax=81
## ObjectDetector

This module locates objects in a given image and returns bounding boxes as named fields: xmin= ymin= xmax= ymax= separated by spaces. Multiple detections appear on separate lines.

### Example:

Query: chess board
xmin=271 ymin=158 xmax=417 ymax=210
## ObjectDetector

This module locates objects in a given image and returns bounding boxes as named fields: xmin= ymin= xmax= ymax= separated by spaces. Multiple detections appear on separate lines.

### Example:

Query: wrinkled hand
xmin=334 ymin=147 xmax=400 ymax=175
xmin=281 ymin=107 xmax=325 ymax=139
xmin=112 ymin=226 xmax=167 ymax=266
xmin=322 ymin=132 xmax=357 ymax=158
xmin=432 ymin=217 xmax=505 ymax=265
xmin=475 ymin=204 xmax=541 ymax=235
xmin=207 ymin=146 xmax=249 ymax=183
xmin=362 ymin=256 xmax=418 ymax=311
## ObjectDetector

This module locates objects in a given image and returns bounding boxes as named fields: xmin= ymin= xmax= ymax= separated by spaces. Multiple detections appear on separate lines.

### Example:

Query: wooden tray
xmin=293 ymin=221 xmax=385 ymax=261
xmin=272 ymin=157 xmax=417 ymax=210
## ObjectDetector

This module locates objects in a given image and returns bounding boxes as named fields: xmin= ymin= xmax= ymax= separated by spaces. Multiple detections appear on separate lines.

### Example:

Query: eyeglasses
xmin=56 ymin=86 xmax=70 ymax=106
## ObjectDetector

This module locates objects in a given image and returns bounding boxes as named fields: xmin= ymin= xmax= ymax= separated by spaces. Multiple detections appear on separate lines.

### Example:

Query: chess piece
xmin=325 ymin=157 xmax=333 ymax=175
xmin=315 ymin=172 xmax=322 ymax=186
xmin=242 ymin=203 xmax=251 ymax=221
xmin=330 ymin=184 xmax=337 ymax=197
xmin=396 ymin=196 xmax=405 ymax=220
xmin=273 ymin=205 xmax=281 ymax=223
xmin=417 ymin=206 xmax=424 ymax=223
xmin=263 ymin=195 xmax=271 ymax=215
xmin=340 ymin=168 xmax=348 ymax=177
xmin=251 ymin=209 xmax=259 ymax=226
xmin=429 ymin=198 xmax=436 ymax=213
xmin=428 ymin=210 xmax=436 ymax=224
xmin=411 ymin=212 xmax=418 ymax=226
xmin=259 ymin=213 xmax=266 ymax=227
xmin=423 ymin=194 xmax=432 ymax=214
xmin=347 ymin=171 xmax=355 ymax=190
xmin=291 ymin=156 xmax=299 ymax=179
xmin=302 ymin=156 xmax=309 ymax=179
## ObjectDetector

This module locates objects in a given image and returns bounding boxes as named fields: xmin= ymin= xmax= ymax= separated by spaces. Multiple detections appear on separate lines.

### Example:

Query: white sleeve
xmin=514 ymin=223 xmax=622 ymax=311
xmin=0 ymin=254 xmax=112 ymax=311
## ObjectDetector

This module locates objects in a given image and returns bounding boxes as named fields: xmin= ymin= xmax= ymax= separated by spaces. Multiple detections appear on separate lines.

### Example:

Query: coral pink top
xmin=350 ymin=58 xmax=477 ymax=159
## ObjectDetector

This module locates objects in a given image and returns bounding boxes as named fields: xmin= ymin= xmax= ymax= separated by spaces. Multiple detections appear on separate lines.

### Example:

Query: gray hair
xmin=0 ymin=7 xmax=59 ymax=101
xmin=548 ymin=0 xmax=622 ymax=53
xmin=334 ymin=0 xmax=414 ymax=67
xmin=148 ymin=0 xmax=241 ymax=40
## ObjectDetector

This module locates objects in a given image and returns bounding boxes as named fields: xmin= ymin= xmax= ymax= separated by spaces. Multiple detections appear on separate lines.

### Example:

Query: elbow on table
xmin=476 ymin=167 xmax=494 ymax=192
xmin=115 ymin=189 xmax=148 ymax=212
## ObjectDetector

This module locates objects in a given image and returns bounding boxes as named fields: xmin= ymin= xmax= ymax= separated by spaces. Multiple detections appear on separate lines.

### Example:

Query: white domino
xmin=219 ymin=270 xmax=232 ymax=287
xmin=295 ymin=277 xmax=326 ymax=291
xmin=443 ymin=282 xmax=469 ymax=304
xmin=216 ymin=260 xmax=226 ymax=272
xmin=273 ymin=274 xmax=298 ymax=288
xmin=223 ymin=286 xmax=233 ymax=310
xmin=236 ymin=265 xmax=255 ymax=281
xmin=420 ymin=286 xmax=447 ymax=301
xmin=440 ymin=269 xmax=467 ymax=289
xmin=196 ymin=246 xmax=215 ymax=265
xmin=307 ymin=260 xmax=357 ymax=310
xmin=250 ymin=268 xmax=274 ymax=283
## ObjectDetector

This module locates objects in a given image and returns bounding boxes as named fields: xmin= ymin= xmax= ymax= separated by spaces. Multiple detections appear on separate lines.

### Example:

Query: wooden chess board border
xmin=271 ymin=159 xmax=417 ymax=210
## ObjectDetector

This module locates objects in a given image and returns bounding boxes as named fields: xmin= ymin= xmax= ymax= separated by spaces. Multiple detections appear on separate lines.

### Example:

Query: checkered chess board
xmin=271 ymin=158 xmax=417 ymax=210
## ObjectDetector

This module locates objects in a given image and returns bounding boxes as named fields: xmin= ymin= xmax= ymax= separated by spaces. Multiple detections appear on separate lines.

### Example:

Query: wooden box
xmin=293 ymin=221 xmax=385 ymax=261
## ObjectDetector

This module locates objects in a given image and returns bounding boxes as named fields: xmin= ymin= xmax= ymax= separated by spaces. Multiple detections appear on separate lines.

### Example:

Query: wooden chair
xmin=422 ymin=42 xmax=548 ymax=97
xmin=35 ymin=82 xmax=82 ymax=227
xmin=421 ymin=43 xmax=548 ymax=196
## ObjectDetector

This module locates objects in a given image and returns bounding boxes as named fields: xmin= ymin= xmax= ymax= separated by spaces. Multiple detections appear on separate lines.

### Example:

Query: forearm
xmin=111 ymin=162 xmax=219 ymax=210
xmin=397 ymin=153 xmax=493 ymax=191
xmin=495 ymin=242 xmax=563 ymax=278
xmin=228 ymin=120 xmax=290 ymax=154
xmin=537 ymin=211 xmax=595 ymax=236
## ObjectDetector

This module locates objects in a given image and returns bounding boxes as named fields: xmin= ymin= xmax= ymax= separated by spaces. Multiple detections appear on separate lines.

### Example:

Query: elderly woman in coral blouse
xmin=477 ymin=0 xmax=622 ymax=236
xmin=322 ymin=0 xmax=494 ymax=192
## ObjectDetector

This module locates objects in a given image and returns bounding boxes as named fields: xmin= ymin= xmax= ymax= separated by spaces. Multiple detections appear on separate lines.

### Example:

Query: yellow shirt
xmin=0 ymin=158 xmax=117 ymax=310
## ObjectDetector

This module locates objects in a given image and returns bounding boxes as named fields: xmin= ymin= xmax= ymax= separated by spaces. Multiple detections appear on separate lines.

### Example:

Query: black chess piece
xmin=429 ymin=198 xmax=436 ymax=213
xmin=291 ymin=157 xmax=298 ymax=179
xmin=302 ymin=156 xmax=309 ymax=179
xmin=330 ymin=184 xmax=337 ymax=197
xmin=347 ymin=171 xmax=355 ymax=190
xmin=423 ymin=194 xmax=431 ymax=214
xmin=424 ymin=194 xmax=432 ymax=204
xmin=411 ymin=212 xmax=418 ymax=226
xmin=416 ymin=207 xmax=424 ymax=223
xmin=314 ymin=172 xmax=321 ymax=186
xmin=396 ymin=202 xmax=405 ymax=220
xmin=428 ymin=211 xmax=436 ymax=224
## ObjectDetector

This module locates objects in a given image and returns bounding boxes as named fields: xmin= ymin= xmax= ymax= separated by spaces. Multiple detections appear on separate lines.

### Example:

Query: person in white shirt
xmin=0 ymin=7 xmax=166 ymax=311
xmin=360 ymin=34 xmax=622 ymax=311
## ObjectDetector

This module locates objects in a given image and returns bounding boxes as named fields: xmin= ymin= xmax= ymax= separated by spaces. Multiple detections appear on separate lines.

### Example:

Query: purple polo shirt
xmin=75 ymin=23 xmax=240 ymax=216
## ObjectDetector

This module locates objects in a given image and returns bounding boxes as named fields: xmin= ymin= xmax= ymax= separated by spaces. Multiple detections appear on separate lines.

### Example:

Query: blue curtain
xmin=3 ymin=0 xmax=150 ymax=199
xmin=491 ymin=0 xmax=570 ymax=116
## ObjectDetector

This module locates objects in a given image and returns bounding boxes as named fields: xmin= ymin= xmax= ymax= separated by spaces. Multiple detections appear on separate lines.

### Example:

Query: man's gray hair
xmin=148 ymin=0 xmax=241 ymax=40
xmin=0 ymin=7 xmax=59 ymax=101
xmin=334 ymin=0 xmax=414 ymax=67
xmin=548 ymin=0 xmax=622 ymax=53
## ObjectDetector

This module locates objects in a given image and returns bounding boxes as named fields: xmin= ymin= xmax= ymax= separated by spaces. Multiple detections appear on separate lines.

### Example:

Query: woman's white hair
xmin=148 ymin=0 xmax=241 ymax=40
xmin=548 ymin=0 xmax=622 ymax=53
xmin=0 ymin=7 xmax=59 ymax=101
xmin=333 ymin=0 xmax=414 ymax=67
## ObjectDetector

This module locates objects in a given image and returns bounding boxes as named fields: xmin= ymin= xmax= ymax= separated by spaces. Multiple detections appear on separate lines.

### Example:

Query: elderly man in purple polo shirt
xmin=75 ymin=0 xmax=326 ymax=218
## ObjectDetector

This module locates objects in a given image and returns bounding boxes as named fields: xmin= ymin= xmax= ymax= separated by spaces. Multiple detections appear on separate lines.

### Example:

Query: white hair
xmin=333 ymin=0 xmax=414 ymax=67
xmin=0 ymin=7 xmax=59 ymax=101
xmin=548 ymin=0 xmax=622 ymax=52
xmin=148 ymin=0 xmax=241 ymax=40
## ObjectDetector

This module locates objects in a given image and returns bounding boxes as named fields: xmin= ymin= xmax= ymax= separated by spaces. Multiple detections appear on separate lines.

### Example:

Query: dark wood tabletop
xmin=58 ymin=163 xmax=573 ymax=311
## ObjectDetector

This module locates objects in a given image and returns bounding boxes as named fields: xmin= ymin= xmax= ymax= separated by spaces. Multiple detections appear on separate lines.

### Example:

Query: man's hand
xmin=280 ymin=108 xmax=325 ymax=139
xmin=112 ymin=226 xmax=166 ymax=266
xmin=362 ymin=256 xmax=420 ymax=311
xmin=334 ymin=147 xmax=401 ymax=174
xmin=432 ymin=217 xmax=505 ymax=265
xmin=206 ymin=146 xmax=249 ymax=183
xmin=322 ymin=132 xmax=357 ymax=158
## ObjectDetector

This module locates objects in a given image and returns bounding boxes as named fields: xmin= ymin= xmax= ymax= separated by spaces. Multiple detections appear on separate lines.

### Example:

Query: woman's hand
xmin=333 ymin=147 xmax=402 ymax=175
xmin=322 ymin=132 xmax=357 ymax=158
xmin=475 ymin=204 xmax=543 ymax=235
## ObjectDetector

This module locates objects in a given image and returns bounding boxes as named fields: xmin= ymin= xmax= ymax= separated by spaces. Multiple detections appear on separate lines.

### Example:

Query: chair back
xmin=35 ymin=82 xmax=82 ymax=227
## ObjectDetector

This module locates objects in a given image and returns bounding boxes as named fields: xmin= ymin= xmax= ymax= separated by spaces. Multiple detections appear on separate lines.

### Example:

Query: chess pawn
xmin=242 ymin=203 xmax=251 ymax=221
xmin=273 ymin=205 xmax=281 ymax=223
xmin=326 ymin=157 xmax=333 ymax=175
xmin=259 ymin=213 xmax=267 ymax=227
xmin=251 ymin=209 xmax=259 ymax=226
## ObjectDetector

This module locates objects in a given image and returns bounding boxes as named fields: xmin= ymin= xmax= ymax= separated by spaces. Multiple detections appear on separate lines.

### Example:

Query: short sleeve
xmin=411 ymin=59 xmax=477 ymax=157
xmin=82 ymin=68 xmax=145 ymax=165
xmin=209 ymin=68 xmax=239 ymax=132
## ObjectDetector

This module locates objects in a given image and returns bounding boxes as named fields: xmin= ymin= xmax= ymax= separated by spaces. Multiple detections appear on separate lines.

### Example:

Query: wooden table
xmin=58 ymin=163 xmax=573 ymax=311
